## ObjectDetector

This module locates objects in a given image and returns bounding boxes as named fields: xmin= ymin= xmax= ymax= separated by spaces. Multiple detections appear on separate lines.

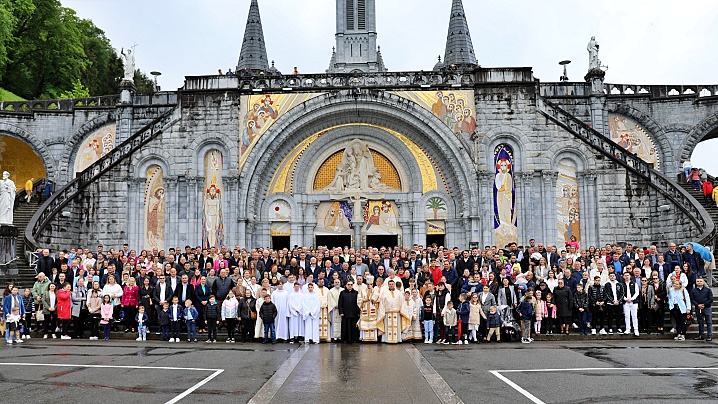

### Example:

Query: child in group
xmin=468 ymin=293 xmax=481 ymax=343
xmin=420 ymin=295 xmax=434 ymax=344
xmin=135 ymin=305 xmax=148 ymax=341
xmin=574 ymin=284 xmax=590 ymax=335
xmin=442 ymin=300 xmax=458 ymax=344
xmin=456 ymin=293 xmax=470 ymax=344
xmin=221 ymin=291 xmax=239 ymax=343
xmin=100 ymin=295 xmax=113 ymax=341
xmin=168 ymin=296 xmax=182 ymax=342
xmin=517 ymin=289 xmax=535 ymax=344
xmin=204 ymin=295 xmax=220 ymax=343
xmin=183 ymin=299 xmax=199 ymax=342
xmin=485 ymin=305 xmax=502 ymax=343
xmin=22 ymin=288 xmax=35 ymax=337
xmin=158 ymin=302 xmax=170 ymax=341
xmin=259 ymin=294 xmax=278 ymax=344
xmin=545 ymin=292 xmax=557 ymax=335
xmin=6 ymin=306 xmax=22 ymax=343
xmin=87 ymin=290 xmax=102 ymax=340
xmin=534 ymin=290 xmax=546 ymax=335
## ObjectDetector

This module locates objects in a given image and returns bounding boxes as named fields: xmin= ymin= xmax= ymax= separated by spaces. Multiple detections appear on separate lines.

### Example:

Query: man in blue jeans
xmin=690 ymin=278 xmax=713 ymax=341
xmin=259 ymin=294 xmax=278 ymax=344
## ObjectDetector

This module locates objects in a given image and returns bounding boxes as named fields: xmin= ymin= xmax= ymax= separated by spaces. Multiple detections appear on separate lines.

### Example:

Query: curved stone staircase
xmin=538 ymin=98 xmax=716 ymax=247
xmin=22 ymin=106 xmax=180 ymax=272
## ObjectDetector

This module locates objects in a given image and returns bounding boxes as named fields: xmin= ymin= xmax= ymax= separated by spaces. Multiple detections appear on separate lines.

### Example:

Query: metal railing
xmin=539 ymin=98 xmax=715 ymax=245
xmin=0 ymin=95 xmax=120 ymax=114
xmin=24 ymin=106 xmax=180 ymax=252
xmin=13 ymin=177 xmax=47 ymax=207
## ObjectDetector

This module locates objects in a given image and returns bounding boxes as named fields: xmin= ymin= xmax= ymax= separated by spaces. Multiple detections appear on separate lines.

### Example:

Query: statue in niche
xmin=323 ymin=140 xmax=398 ymax=193
xmin=0 ymin=171 xmax=15 ymax=225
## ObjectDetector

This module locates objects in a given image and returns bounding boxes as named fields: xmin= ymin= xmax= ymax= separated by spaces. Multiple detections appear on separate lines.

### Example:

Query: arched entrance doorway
xmin=0 ymin=135 xmax=47 ymax=190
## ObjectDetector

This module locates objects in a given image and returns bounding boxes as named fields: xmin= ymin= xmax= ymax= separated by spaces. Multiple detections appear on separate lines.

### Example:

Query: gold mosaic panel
xmin=313 ymin=150 xmax=401 ymax=190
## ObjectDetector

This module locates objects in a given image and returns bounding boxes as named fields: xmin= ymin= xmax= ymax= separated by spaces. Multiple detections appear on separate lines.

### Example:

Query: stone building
xmin=0 ymin=0 xmax=716 ymax=257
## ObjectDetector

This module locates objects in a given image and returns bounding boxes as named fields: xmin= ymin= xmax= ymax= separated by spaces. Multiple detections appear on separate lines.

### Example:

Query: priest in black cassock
xmin=338 ymin=280 xmax=360 ymax=343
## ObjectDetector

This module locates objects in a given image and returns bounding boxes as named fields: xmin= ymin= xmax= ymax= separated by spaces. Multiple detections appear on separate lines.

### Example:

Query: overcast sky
xmin=63 ymin=0 xmax=718 ymax=173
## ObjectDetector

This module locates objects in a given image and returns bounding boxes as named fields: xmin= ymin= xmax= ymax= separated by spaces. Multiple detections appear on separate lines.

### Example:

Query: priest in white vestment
xmin=288 ymin=283 xmax=305 ymax=343
xmin=302 ymin=283 xmax=321 ymax=344
xmin=376 ymin=280 xmax=411 ymax=343
xmin=358 ymin=275 xmax=379 ymax=342
xmin=271 ymin=282 xmax=290 ymax=341
xmin=316 ymin=278 xmax=330 ymax=342
xmin=327 ymin=279 xmax=344 ymax=341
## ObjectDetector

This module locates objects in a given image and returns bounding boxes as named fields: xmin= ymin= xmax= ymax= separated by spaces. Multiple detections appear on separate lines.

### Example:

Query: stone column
xmin=224 ymin=176 xmax=239 ymax=245
xmin=352 ymin=221 xmax=364 ymax=251
xmin=128 ymin=177 xmax=144 ymax=249
xmin=478 ymin=171 xmax=493 ymax=246
xmin=541 ymin=171 xmax=558 ymax=245
xmin=578 ymin=171 xmax=599 ymax=247
xmin=164 ymin=177 xmax=179 ymax=249
xmin=585 ymin=68 xmax=607 ymax=136
xmin=186 ymin=176 xmax=200 ymax=247
xmin=117 ymin=81 xmax=135 ymax=143
xmin=518 ymin=171 xmax=535 ymax=244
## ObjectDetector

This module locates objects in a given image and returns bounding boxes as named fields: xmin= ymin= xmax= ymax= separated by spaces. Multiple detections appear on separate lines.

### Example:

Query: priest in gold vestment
xmin=376 ymin=280 xmax=411 ymax=343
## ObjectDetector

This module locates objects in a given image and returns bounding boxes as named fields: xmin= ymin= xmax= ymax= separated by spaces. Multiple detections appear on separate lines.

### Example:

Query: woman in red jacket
xmin=121 ymin=277 xmax=140 ymax=333
xmin=57 ymin=283 xmax=73 ymax=339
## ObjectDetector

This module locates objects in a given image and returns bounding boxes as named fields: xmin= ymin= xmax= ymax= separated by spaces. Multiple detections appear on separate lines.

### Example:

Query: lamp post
xmin=559 ymin=60 xmax=571 ymax=82
xmin=150 ymin=71 xmax=162 ymax=92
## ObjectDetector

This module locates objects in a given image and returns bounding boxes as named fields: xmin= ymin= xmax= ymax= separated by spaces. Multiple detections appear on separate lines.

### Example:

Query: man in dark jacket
xmin=690 ymin=277 xmax=713 ymax=341
xmin=338 ymin=280 xmax=359 ymax=343
xmin=36 ymin=249 xmax=55 ymax=277
xmin=212 ymin=269 xmax=235 ymax=304
xmin=588 ymin=276 xmax=605 ymax=335
xmin=683 ymin=243 xmax=706 ymax=278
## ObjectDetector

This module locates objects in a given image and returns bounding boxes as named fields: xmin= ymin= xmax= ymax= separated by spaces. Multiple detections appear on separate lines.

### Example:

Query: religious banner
xmin=493 ymin=144 xmax=517 ymax=248
xmin=556 ymin=159 xmax=581 ymax=248
xmin=426 ymin=220 xmax=445 ymax=235
xmin=392 ymin=90 xmax=476 ymax=136
xmin=315 ymin=201 xmax=353 ymax=234
xmin=202 ymin=150 xmax=225 ymax=248
xmin=270 ymin=222 xmax=290 ymax=237
xmin=73 ymin=123 xmax=116 ymax=174
xmin=363 ymin=200 xmax=401 ymax=235
xmin=239 ymin=92 xmax=324 ymax=169
xmin=607 ymin=114 xmax=660 ymax=168
xmin=143 ymin=165 xmax=165 ymax=250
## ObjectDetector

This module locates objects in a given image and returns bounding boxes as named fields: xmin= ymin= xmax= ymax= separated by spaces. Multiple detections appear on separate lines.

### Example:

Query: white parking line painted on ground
xmin=0 ymin=362 xmax=224 ymax=404
xmin=489 ymin=367 xmax=718 ymax=404
xmin=489 ymin=371 xmax=546 ymax=404
xmin=406 ymin=346 xmax=464 ymax=404
xmin=247 ymin=345 xmax=311 ymax=404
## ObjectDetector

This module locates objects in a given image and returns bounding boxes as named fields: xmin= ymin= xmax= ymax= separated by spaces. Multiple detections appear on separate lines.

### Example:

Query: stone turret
xmin=236 ymin=0 xmax=270 ymax=74
xmin=441 ymin=0 xmax=478 ymax=69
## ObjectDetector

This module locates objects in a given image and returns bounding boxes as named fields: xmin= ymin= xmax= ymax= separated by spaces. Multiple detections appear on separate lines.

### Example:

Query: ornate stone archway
xmin=237 ymin=90 xmax=479 ymax=247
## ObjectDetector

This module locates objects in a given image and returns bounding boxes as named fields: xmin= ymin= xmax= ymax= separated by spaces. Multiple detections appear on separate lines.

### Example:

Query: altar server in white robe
xmin=272 ymin=282 xmax=290 ymax=341
xmin=288 ymin=283 xmax=305 ymax=343
xmin=327 ymin=278 xmax=344 ymax=341
xmin=303 ymin=283 xmax=321 ymax=344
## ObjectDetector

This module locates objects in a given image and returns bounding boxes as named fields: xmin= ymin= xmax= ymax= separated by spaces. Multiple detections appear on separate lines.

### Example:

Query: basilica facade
xmin=3 ymin=0 xmax=715 ymax=254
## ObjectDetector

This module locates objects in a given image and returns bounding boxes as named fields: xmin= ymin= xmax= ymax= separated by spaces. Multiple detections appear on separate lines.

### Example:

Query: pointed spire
xmin=236 ymin=0 xmax=269 ymax=73
xmin=442 ymin=0 xmax=478 ymax=69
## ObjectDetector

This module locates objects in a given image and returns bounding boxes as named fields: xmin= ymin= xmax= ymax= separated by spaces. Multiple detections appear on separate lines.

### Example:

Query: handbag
xmin=35 ymin=306 xmax=45 ymax=322
xmin=248 ymin=301 xmax=256 ymax=320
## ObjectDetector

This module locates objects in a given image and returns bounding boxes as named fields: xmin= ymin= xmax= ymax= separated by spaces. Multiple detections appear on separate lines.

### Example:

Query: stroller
xmin=498 ymin=305 xmax=521 ymax=342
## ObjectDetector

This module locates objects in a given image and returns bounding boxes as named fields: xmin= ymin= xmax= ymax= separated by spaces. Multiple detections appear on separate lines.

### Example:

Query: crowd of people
xmin=683 ymin=160 xmax=718 ymax=207
xmin=2 ymin=240 xmax=715 ymax=346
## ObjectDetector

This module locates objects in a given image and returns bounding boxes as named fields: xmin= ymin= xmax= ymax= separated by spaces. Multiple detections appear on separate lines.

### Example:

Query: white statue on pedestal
xmin=120 ymin=47 xmax=135 ymax=82
xmin=587 ymin=36 xmax=600 ymax=70
xmin=323 ymin=140 xmax=399 ymax=193
xmin=0 ymin=171 xmax=16 ymax=225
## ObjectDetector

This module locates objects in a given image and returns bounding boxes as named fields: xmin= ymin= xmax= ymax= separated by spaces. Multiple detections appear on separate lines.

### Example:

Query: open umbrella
xmin=684 ymin=242 xmax=713 ymax=262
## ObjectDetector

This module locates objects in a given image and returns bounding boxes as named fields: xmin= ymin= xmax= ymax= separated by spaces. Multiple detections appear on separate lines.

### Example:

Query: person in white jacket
xmin=101 ymin=275 xmax=123 ymax=326
xmin=622 ymin=271 xmax=640 ymax=336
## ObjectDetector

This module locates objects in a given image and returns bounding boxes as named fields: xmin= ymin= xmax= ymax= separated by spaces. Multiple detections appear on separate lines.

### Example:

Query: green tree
xmin=58 ymin=78 xmax=89 ymax=99
xmin=133 ymin=69 xmax=155 ymax=93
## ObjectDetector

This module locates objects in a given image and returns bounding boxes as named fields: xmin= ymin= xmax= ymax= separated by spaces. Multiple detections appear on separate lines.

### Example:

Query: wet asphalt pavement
xmin=1 ymin=339 xmax=717 ymax=403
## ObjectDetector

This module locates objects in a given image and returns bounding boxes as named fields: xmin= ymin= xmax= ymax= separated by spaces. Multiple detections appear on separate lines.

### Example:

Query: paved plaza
xmin=2 ymin=339 xmax=717 ymax=403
